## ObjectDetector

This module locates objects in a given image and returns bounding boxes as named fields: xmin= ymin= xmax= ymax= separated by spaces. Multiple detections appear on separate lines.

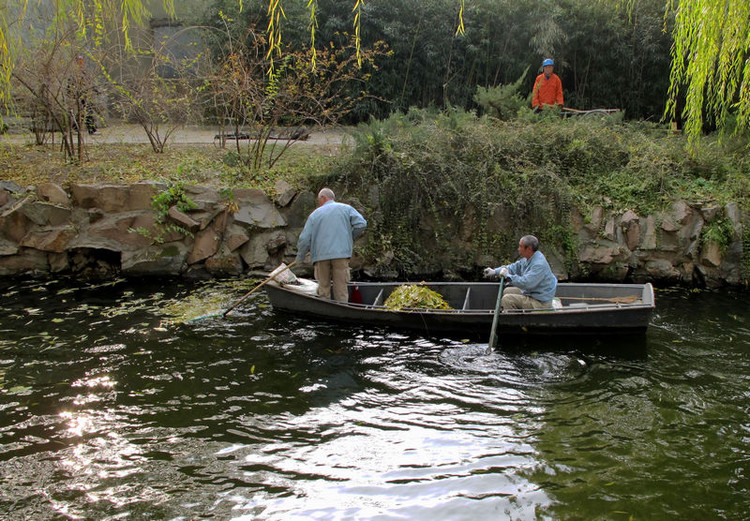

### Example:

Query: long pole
xmin=488 ymin=277 xmax=504 ymax=351
xmin=222 ymin=261 xmax=297 ymax=317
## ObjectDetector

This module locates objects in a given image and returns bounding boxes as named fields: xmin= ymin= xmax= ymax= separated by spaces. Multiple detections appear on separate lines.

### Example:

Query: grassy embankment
xmin=325 ymin=109 xmax=750 ymax=276
xmin=2 ymin=109 xmax=749 ymax=276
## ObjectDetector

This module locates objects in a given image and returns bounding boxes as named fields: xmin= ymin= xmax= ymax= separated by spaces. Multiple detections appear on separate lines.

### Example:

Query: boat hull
xmin=264 ymin=280 xmax=655 ymax=338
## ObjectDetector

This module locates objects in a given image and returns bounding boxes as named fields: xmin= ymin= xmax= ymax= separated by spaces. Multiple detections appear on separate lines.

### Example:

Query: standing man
xmin=296 ymin=188 xmax=367 ymax=302
xmin=531 ymin=58 xmax=564 ymax=110
xmin=483 ymin=235 xmax=557 ymax=310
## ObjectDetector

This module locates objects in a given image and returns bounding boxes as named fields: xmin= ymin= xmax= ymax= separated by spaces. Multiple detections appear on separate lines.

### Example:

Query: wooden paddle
xmin=221 ymin=261 xmax=297 ymax=317
xmin=487 ymin=277 xmax=504 ymax=352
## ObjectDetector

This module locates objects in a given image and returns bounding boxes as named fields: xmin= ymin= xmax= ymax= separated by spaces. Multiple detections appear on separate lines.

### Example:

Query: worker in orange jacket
xmin=532 ymin=58 xmax=564 ymax=110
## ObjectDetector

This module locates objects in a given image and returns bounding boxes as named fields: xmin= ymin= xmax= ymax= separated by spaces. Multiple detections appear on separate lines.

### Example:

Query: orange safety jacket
xmin=532 ymin=73 xmax=564 ymax=108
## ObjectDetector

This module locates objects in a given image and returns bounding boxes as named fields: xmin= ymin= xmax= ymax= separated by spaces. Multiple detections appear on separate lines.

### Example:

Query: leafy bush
xmin=701 ymin=217 xmax=735 ymax=252
xmin=147 ymin=184 xmax=198 ymax=244
xmin=474 ymin=69 xmax=529 ymax=121
xmin=325 ymin=109 xmax=750 ymax=277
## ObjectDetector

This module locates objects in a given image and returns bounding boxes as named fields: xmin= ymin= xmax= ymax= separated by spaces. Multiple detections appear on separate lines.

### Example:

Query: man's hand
xmin=483 ymin=267 xmax=496 ymax=279
xmin=499 ymin=267 xmax=509 ymax=278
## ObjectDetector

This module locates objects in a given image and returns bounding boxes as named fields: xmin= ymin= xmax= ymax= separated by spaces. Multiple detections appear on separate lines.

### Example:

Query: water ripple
xmin=0 ymin=281 xmax=748 ymax=520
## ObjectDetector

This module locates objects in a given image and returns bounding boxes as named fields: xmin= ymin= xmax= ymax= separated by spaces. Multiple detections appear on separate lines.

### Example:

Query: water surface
xmin=0 ymin=279 xmax=747 ymax=520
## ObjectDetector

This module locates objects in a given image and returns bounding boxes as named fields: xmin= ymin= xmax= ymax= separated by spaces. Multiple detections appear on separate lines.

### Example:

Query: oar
xmin=221 ymin=261 xmax=297 ymax=317
xmin=487 ymin=277 xmax=504 ymax=352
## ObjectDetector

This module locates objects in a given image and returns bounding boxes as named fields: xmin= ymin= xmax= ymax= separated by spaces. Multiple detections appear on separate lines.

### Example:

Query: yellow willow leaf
xmin=307 ymin=0 xmax=317 ymax=69
xmin=456 ymin=0 xmax=465 ymax=35
xmin=352 ymin=0 xmax=364 ymax=66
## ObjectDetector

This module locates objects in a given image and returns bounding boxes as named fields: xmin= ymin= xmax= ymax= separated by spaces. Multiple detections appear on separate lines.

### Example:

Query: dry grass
xmin=0 ymin=143 xmax=221 ymax=186
xmin=0 ymin=136 xmax=343 ymax=190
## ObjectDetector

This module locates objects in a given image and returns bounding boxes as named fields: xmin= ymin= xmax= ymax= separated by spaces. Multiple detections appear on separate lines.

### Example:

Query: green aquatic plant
xmin=159 ymin=279 xmax=256 ymax=324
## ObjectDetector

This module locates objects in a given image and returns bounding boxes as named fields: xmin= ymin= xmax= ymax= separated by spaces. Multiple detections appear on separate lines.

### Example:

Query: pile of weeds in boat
xmin=383 ymin=284 xmax=452 ymax=311
xmin=323 ymin=108 xmax=750 ymax=276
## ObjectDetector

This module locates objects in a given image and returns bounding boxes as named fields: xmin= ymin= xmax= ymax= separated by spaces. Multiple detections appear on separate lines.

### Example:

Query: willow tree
xmin=1 ymin=0 xmax=454 ymax=107
xmin=8 ymin=0 xmax=745 ymax=148
xmin=0 ymin=1 xmax=176 ymax=111
xmin=264 ymin=0 xmax=464 ymax=70
xmin=666 ymin=0 xmax=750 ymax=146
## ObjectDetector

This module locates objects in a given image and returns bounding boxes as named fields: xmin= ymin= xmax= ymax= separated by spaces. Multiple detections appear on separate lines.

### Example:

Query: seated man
xmin=483 ymin=235 xmax=557 ymax=310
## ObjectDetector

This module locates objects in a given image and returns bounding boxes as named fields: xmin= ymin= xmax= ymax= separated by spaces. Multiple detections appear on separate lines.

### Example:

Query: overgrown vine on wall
xmin=328 ymin=108 xmax=578 ymax=276
xmin=323 ymin=108 xmax=749 ymax=278
xmin=742 ymin=220 xmax=750 ymax=285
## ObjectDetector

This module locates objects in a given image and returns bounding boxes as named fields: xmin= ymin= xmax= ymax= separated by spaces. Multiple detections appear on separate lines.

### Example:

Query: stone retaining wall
xmin=0 ymin=180 xmax=746 ymax=287
xmin=0 ymin=180 xmax=311 ymax=280
xmin=566 ymin=200 xmax=746 ymax=287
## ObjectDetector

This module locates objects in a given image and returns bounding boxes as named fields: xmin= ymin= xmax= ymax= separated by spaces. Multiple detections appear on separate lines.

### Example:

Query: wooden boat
xmin=264 ymin=278 xmax=655 ymax=338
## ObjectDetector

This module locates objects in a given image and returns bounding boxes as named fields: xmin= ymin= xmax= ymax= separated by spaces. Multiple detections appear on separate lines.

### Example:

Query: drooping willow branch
xmin=264 ymin=0 xmax=466 ymax=72
xmin=665 ymin=0 xmax=750 ymax=149
xmin=0 ymin=0 xmax=175 ymax=113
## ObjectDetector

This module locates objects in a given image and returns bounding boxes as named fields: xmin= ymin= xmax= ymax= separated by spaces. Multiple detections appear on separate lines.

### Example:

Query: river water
xmin=0 ymin=278 xmax=747 ymax=520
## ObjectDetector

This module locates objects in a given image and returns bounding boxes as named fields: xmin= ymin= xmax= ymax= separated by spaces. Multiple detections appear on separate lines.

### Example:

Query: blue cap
xmin=542 ymin=58 xmax=554 ymax=67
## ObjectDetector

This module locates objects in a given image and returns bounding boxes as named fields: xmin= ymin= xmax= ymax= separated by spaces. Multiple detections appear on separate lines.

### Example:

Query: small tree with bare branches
xmin=206 ymin=23 xmax=386 ymax=173
xmin=12 ymin=34 xmax=100 ymax=162
xmin=102 ymin=47 xmax=204 ymax=153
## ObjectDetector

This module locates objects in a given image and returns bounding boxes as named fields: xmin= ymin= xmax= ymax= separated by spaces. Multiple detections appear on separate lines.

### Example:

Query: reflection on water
xmin=0 ymin=280 xmax=748 ymax=520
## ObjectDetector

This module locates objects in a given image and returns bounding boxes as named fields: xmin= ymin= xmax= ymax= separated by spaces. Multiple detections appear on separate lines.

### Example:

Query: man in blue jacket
xmin=483 ymin=235 xmax=557 ymax=310
xmin=296 ymin=188 xmax=367 ymax=302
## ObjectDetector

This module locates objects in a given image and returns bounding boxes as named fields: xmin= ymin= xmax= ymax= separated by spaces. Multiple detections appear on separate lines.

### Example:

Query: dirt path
xmin=1 ymin=123 xmax=351 ymax=147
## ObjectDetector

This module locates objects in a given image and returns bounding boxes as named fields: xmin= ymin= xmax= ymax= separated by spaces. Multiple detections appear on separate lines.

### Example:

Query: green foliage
xmin=219 ymin=187 xmax=234 ymax=201
xmin=473 ymin=69 xmax=529 ymax=121
xmin=222 ymin=0 xmax=673 ymax=123
xmin=139 ymin=183 xmax=198 ymax=244
xmin=560 ymin=0 xmax=671 ymax=118
xmin=666 ymin=0 xmax=750 ymax=148
xmin=201 ymin=12 xmax=384 ymax=177
xmin=129 ymin=226 xmax=152 ymax=240
xmin=547 ymin=224 xmax=578 ymax=272
xmin=384 ymin=284 xmax=452 ymax=310
xmin=327 ymin=109 xmax=750 ymax=276
xmin=701 ymin=217 xmax=735 ymax=253
xmin=153 ymin=184 xmax=197 ymax=216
